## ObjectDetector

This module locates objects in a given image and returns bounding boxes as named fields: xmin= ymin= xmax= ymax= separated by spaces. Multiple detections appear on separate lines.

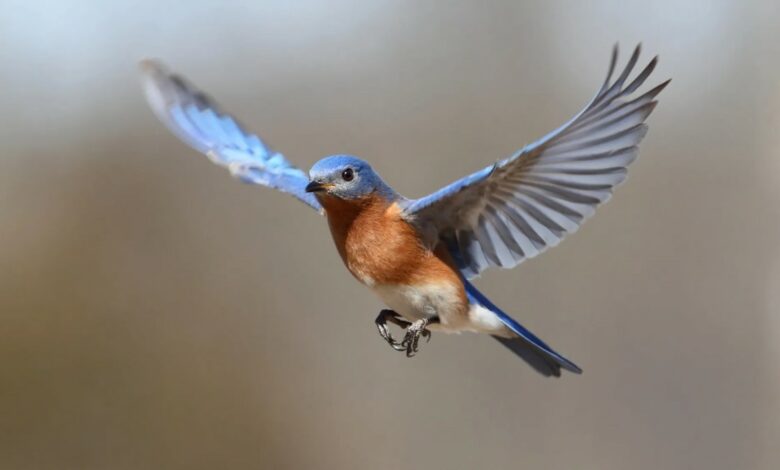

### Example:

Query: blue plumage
xmin=401 ymin=44 xmax=668 ymax=279
xmin=140 ymin=44 xmax=668 ymax=377
xmin=308 ymin=155 xmax=399 ymax=201
xmin=140 ymin=59 xmax=321 ymax=212
xmin=463 ymin=279 xmax=581 ymax=376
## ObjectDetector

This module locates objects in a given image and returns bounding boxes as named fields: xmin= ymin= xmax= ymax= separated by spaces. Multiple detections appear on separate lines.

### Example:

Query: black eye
xmin=341 ymin=168 xmax=354 ymax=181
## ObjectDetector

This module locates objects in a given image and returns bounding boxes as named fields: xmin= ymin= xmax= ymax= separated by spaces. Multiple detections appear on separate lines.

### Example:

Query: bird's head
xmin=306 ymin=155 xmax=393 ymax=200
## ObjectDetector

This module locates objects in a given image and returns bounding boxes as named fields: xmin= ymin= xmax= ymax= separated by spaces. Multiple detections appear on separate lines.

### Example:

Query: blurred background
xmin=2 ymin=1 xmax=779 ymax=469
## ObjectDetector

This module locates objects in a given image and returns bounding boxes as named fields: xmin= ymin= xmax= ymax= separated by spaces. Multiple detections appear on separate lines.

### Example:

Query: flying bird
xmin=140 ymin=45 xmax=668 ymax=377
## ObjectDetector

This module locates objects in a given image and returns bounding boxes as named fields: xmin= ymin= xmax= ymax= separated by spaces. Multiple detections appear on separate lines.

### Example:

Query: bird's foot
xmin=375 ymin=310 xmax=436 ymax=357
xmin=375 ymin=309 xmax=411 ymax=351
xmin=400 ymin=318 xmax=432 ymax=357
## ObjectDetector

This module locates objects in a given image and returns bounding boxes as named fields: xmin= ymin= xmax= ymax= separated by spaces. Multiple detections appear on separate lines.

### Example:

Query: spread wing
xmin=403 ymin=45 xmax=669 ymax=279
xmin=139 ymin=60 xmax=322 ymax=212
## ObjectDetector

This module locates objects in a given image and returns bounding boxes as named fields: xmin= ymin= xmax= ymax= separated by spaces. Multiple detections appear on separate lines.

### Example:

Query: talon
xmin=375 ymin=311 xmax=436 ymax=356
xmin=375 ymin=310 xmax=408 ymax=351
xmin=401 ymin=318 xmax=431 ymax=357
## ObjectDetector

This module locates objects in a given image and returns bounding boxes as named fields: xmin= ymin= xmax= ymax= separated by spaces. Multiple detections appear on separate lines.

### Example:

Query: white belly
xmin=372 ymin=282 xmax=461 ymax=325
xmin=371 ymin=282 xmax=507 ymax=335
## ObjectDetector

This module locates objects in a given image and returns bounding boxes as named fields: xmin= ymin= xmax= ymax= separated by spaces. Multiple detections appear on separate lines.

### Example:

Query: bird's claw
xmin=375 ymin=309 xmax=410 ymax=351
xmin=375 ymin=310 xmax=433 ymax=356
xmin=400 ymin=318 xmax=431 ymax=357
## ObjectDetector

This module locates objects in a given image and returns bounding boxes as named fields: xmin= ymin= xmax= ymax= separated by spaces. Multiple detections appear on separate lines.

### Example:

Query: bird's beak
xmin=305 ymin=180 xmax=329 ymax=193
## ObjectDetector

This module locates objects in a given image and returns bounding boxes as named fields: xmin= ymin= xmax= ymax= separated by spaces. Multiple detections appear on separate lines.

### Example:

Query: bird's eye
xmin=341 ymin=168 xmax=354 ymax=181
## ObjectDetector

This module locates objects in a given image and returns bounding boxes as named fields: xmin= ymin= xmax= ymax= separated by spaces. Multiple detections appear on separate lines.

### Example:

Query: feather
xmin=402 ymin=45 xmax=668 ymax=278
xmin=139 ymin=60 xmax=322 ymax=212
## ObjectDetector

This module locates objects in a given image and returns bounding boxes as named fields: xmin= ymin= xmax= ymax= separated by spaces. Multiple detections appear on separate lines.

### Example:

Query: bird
xmin=139 ymin=44 xmax=668 ymax=377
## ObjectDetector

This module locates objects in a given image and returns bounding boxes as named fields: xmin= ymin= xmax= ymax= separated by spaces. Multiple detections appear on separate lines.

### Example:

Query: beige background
xmin=2 ymin=1 xmax=780 ymax=469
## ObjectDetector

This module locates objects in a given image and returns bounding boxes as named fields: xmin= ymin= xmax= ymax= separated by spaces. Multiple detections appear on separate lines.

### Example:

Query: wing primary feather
xmin=543 ymin=123 xmax=648 ymax=156
xmin=596 ymin=43 xmax=620 ymax=98
xmin=621 ymin=55 xmax=659 ymax=96
xmin=513 ymin=188 xmax=585 ymax=225
xmin=559 ymin=101 xmax=657 ymax=143
xmin=139 ymin=59 xmax=322 ymax=212
xmin=594 ymin=44 xmax=642 ymax=109
xmin=519 ymin=180 xmax=604 ymax=204
xmin=401 ymin=45 xmax=667 ymax=277
xmin=508 ymin=197 xmax=572 ymax=238
xmin=489 ymin=208 xmax=527 ymax=258
xmin=475 ymin=214 xmax=503 ymax=266
xmin=491 ymin=198 xmax=549 ymax=249
xmin=583 ymin=45 xmax=650 ymax=123
xmin=568 ymin=79 xmax=667 ymax=134
xmin=612 ymin=44 xmax=642 ymax=92
xmin=484 ymin=208 xmax=525 ymax=264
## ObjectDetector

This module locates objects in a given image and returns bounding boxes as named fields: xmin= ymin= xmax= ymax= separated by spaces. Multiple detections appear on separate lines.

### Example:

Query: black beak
xmin=305 ymin=180 xmax=326 ymax=193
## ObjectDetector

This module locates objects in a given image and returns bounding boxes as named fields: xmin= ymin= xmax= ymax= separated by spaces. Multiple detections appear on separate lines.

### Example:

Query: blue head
xmin=305 ymin=155 xmax=395 ymax=200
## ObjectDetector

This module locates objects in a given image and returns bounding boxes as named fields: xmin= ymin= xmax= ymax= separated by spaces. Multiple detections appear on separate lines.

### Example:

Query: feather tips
xmin=403 ymin=45 xmax=668 ymax=278
xmin=139 ymin=60 xmax=321 ymax=212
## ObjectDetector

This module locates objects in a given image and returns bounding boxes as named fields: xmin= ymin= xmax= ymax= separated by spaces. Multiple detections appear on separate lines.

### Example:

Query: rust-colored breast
xmin=318 ymin=194 xmax=465 ymax=290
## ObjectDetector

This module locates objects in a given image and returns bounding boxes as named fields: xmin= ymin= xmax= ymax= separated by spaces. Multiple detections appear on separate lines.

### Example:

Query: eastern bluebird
xmin=140 ymin=45 xmax=668 ymax=377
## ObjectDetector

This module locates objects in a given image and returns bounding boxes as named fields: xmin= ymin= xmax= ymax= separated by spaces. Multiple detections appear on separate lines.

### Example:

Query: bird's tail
xmin=463 ymin=279 xmax=582 ymax=377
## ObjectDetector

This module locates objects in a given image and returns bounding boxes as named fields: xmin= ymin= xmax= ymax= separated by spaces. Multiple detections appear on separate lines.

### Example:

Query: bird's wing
xmin=403 ymin=45 xmax=668 ymax=279
xmin=139 ymin=60 xmax=322 ymax=213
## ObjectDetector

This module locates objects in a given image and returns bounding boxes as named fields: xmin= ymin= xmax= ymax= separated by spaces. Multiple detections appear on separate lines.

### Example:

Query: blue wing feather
xmin=402 ymin=165 xmax=493 ymax=215
xmin=140 ymin=60 xmax=322 ymax=212
xmin=402 ymin=45 xmax=668 ymax=278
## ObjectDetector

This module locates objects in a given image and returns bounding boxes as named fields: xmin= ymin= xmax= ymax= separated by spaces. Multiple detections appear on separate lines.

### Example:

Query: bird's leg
xmin=401 ymin=317 xmax=439 ymax=357
xmin=375 ymin=309 xmax=410 ymax=351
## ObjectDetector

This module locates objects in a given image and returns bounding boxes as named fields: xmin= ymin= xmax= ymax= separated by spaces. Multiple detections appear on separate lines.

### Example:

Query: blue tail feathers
xmin=463 ymin=280 xmax=582 ymax=377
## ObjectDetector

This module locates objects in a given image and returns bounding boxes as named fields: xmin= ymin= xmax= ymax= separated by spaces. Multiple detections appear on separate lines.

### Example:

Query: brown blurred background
xmin=2 ymin=1 xmax=779 ymax=469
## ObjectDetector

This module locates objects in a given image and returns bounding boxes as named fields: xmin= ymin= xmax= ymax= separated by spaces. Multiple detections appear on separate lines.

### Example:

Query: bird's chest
xmin=319 ymin=195 xmax=469 ymax=324
xmin=321 ymin=196 xmax=423 ymax=286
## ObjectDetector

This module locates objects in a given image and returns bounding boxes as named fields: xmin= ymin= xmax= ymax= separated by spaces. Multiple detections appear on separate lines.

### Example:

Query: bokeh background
xmin=2 ymin=1 xmax=779 ymax=469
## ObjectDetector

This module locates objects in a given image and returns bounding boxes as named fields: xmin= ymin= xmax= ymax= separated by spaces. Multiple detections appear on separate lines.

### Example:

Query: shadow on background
xmin=1 ymin=1 xmax=779 ymax=469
